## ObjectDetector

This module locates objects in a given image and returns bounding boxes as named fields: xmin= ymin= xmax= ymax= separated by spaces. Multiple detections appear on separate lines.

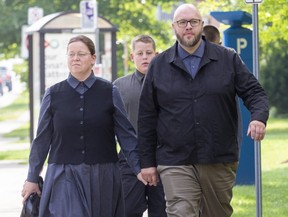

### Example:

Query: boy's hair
xmin=130 ymin=34 xmax=156 ymax=51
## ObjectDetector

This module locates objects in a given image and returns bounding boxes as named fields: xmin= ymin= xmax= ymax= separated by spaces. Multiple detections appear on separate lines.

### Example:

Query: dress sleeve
xmin=27 ymin=88 xmax=53 ymax=183
xmin=112 ymin=85 xmax=141 ymax=175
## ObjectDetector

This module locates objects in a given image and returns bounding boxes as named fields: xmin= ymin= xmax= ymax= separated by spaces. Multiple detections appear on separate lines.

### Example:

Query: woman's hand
xmin=21 ymin=181 xmax=41 ymax=204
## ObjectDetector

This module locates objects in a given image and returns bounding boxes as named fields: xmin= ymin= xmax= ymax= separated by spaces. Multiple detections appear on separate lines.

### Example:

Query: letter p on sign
xmin=237 ymin=38 xmax=247 ymax=55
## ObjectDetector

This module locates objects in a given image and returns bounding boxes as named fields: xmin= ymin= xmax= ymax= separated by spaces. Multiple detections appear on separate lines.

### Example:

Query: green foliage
xmin=260 ymin=40 xmax=288 ymax=115
xmin=13 ymin=60 xmax=29 ymax=88
xmin=97 ymin=0 xmax=176 ymax=75
xmin=0 ymin=0 xmax=79 ymax=58
xmin=1 ymin=0 xmax=288 ymax=112
xmin=258 ymin=0 xmax=288 ymax=46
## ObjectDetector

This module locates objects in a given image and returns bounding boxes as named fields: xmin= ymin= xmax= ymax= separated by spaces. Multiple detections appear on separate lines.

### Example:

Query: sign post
xmin=80 ymin=0 xmax=100 ymax=64
xmin=245 ymin=1 xmax=263 ymax=217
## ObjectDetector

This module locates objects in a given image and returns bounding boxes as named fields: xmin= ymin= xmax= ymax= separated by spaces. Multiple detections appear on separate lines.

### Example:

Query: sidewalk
xmin=0 ymin=161 xmax=28 ymax=217
xmin=0 ymin=80 xmax=30 ymax=216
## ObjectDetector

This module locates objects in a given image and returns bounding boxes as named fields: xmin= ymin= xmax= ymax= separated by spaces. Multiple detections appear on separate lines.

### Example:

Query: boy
xmin=113 ymin=35 xmax=166 ymax=217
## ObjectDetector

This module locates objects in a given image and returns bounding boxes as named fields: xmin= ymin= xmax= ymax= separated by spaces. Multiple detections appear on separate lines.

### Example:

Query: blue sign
xmin=211 ymin=11 xmax=255 ymax=185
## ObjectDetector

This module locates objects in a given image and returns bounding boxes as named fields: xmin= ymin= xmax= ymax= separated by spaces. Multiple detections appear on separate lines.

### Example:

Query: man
xmin=202 ymin=24 xmax=221 ymax=45
xmin=113 ymin=35 xmax=166 ymax=217
xmin=138 ymin=4 xmax=269 ymax=217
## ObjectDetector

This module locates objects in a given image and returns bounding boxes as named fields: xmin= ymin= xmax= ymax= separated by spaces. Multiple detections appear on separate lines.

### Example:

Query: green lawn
xmin=231 ymin=118 xmax=288 ymax=217
xmin=0 ymin=90 xmax=287 ymax=216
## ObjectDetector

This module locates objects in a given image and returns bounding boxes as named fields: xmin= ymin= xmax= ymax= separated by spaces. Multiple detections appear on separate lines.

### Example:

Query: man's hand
xmin=137 ymin=172 xmax=148 ymax=185
xmin=247 ymin=120 xmax=266 ymax=141
xmin=141 ymin=167 xmax=158 ymax=186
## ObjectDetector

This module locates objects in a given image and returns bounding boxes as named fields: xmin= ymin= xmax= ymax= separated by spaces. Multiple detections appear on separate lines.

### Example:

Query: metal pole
xmin=94 ymin=0 xmax=100 ymax=64
xmin=252 ymin=3 xmax=262 ymax=217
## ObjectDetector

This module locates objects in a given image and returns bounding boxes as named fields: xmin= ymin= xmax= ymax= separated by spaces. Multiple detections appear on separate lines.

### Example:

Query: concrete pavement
xmin=0 ymin=161 xmax=28 ymax=216
xmin=0 ymin=80 xmax=31 ymax=216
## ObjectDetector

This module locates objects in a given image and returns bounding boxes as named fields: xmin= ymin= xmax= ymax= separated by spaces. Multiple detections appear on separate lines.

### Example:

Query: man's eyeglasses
xmin=175 ymin=19 xmax=202 ymax=28
xmin=67 ymin=52 xmax=91 ymax=58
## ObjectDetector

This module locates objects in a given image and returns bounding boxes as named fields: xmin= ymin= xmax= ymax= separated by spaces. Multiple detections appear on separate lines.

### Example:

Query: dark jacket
xmin=138 ymin=41 xmax=269 ymax=168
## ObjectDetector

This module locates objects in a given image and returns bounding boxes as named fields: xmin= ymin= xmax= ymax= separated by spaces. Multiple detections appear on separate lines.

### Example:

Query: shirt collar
xmin=177 ymin=39 xmax=206 ymax=60
xmin=67 ymin=71 xmax=96 ymax=89
xmin=134 ymin=70 xmax=145 ymax=81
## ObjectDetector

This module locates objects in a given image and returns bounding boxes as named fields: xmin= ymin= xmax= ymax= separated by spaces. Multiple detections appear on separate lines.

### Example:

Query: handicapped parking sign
xmin=80 ymin=0 xmax=97 ymax=29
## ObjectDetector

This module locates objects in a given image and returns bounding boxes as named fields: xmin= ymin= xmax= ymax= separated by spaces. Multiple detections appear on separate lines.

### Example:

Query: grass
xmin=0 ymin=89 xmax=30 ymax=161
xmin=231 ymin=117 xmax=288 ymax=217
xmin=0 ymin=149 xmax=30 ymax=161
xmin=0 ymin=91 xmax=29 ymax=121
xmin=3 ymin=122 xmax=30 ymax=141
xmin=0 ymin=90 xmax=288 ymax=216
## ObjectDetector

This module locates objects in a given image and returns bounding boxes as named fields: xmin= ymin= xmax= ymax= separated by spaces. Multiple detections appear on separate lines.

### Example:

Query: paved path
xmin=0 ymin=161 xmax=28 ymax=216
xmin=0 ymin=80 xmax=30 ymax=216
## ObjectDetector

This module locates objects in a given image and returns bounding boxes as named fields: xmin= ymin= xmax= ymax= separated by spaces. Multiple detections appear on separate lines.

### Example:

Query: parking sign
xmin=80 ymin=1 xmax=97 ymax=29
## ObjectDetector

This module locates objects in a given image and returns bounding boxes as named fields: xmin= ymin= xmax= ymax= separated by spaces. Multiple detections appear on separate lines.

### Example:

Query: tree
xmin=0 ymin=0 xmax=180 ymax=75
xmin=1 ymin=0 xmax=288 ymax=114
xmin=261 ymin=40 xmax=288 ymax=115
xmin=0 ymin=0 xmax=79 ymax=58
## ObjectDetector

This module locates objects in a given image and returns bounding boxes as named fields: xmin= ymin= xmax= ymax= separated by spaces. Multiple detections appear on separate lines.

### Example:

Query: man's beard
xmin=176 ymin=31 xmax=202 ymax=48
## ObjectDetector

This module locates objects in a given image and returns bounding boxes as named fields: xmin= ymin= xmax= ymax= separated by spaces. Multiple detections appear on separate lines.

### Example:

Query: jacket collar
xmin=168 ymin=37 xmax=220 ymax=67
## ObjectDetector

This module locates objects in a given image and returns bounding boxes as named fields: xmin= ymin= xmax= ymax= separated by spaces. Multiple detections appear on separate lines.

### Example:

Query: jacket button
xmin=81 ymin=150 xmax=85 ymax=154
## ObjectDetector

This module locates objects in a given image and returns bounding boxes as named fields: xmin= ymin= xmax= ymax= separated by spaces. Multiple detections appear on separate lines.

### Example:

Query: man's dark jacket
xmin=138 ymin=40 xmax=269 ymax=168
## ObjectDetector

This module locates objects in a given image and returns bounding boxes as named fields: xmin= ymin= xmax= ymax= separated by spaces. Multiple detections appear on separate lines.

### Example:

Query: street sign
xmin=245 ymin=0 xmax=263 ymax=3
xmin=80 ymin=0 xmax=97 ymax=29
xmin=28 ymin=7 xmax=43 ymax=25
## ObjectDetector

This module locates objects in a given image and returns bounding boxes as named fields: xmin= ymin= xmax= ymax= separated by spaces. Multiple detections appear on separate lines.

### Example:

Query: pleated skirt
xmin=39 ymin=162 xmax=125 ymax=217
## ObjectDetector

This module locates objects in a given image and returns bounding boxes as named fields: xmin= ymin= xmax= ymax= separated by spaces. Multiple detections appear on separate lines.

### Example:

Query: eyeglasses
xmin=175 ymin=19 xmax=202 ymax=28
xmin=67 ymin=52 xmax=91 ymax=58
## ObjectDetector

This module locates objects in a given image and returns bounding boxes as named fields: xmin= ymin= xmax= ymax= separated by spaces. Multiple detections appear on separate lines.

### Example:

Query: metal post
xmin=94 ymin=0 xmax=100 ymax=64
xmin=252 ymin=3 xmax=262 ymax=217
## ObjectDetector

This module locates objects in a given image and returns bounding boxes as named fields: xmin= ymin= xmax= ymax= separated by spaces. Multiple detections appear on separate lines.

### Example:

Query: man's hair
xmin=131 ymin=34 xmax=156 ymax=51
xmin=203 ymin=25 xmax=221 ymax=45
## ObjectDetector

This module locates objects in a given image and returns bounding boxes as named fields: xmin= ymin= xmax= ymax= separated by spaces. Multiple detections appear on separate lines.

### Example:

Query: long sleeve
xmin=112 ymin=85 xmax=141 ymax=175
xmin=27 ymin=88 xmax=53 ymax=182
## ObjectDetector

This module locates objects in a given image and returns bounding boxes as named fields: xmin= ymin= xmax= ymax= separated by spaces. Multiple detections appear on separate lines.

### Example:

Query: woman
xmin=21 ymin=35 xmax=145 ymax=217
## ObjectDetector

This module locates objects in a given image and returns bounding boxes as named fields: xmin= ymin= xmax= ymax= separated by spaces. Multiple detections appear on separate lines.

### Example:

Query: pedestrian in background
xmin=202 ymin=24 xmax=221 ymax=45
xmin=138 ymin=3 xmax=269 ymax=217
xmin=21 ymin=35 xmax=145 ymax=217
xmin=114 ymin=34 xmax=167 ymax=217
